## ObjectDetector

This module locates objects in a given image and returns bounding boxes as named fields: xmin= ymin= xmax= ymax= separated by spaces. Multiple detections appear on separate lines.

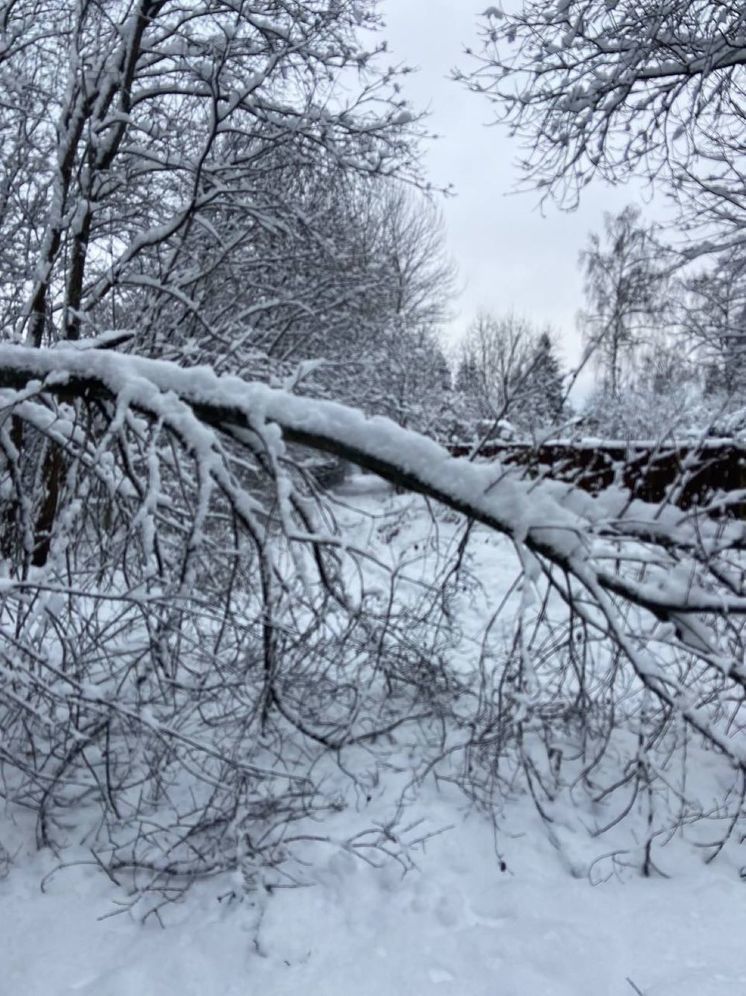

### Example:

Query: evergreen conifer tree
xmin=524 ymin=331 xmax=564 ymax=429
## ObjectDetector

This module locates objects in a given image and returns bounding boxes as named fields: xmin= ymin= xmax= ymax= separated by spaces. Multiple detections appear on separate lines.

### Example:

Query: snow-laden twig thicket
xmin=1 ymin=344 xmax=745 ymax=900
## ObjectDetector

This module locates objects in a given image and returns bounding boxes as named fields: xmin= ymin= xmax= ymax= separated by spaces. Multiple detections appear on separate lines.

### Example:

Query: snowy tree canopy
xmin=0 ymin=0 xmax=425 ymax=348
xmin=463 ymin=0 xmax=746 ymax=252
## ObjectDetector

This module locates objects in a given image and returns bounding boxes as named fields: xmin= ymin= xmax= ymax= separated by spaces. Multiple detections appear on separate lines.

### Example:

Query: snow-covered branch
xmin=2 ymin=345 xmax=745 ymax=736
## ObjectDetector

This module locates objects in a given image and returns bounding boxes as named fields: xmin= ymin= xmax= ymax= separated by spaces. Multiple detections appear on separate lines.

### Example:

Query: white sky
xmin=379 ymin=1 xmax=660 ymax=373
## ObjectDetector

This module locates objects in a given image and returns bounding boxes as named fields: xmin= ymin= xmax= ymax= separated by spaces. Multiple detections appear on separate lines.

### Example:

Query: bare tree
xmin=455 ymin=312 xmax=564 ymax=436
xmin=274 ymin=178 xmax=457 ymax=432
xmin=680 ymin=257 xmax=746 ymax=404
xmin=365 ymin=183 xmax=457 ymax=335
xmin=579 ymin=206 xmax=671 ymax=405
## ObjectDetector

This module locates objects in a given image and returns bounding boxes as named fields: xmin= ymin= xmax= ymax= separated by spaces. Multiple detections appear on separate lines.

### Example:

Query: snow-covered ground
xmin=2 ymin=477 xmax=745 ymax=996
xmin=3 ymin=784 xmax=745 ymax=996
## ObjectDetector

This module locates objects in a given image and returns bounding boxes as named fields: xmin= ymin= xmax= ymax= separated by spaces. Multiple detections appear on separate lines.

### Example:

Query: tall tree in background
xmin=523 ymin=329 xmax=564 ymax=429
xmin=319 ymin=182 xmax=456 ymax=432
xmin=579 ymin=206 xmax=669 ymax=404
xmin=456 ymin=312 xmax=536 ymax=425
xmin=364 ymin=184 xmax=457 ymax=339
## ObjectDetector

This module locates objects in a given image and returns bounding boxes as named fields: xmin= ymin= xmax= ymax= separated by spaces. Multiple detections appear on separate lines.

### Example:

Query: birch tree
xmin=579 ymin=206 xmax=669 ymax=403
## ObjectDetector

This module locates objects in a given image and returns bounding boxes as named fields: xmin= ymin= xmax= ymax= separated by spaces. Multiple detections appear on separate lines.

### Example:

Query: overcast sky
xmin=379 ymin=1 xmax=658 ymax=373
